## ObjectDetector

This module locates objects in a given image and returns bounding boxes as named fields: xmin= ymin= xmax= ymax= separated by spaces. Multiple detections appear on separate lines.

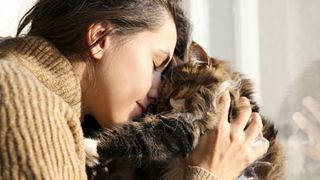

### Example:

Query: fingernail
xmin=292 ymin=112 xmax=301 ymax=122
xmin=292 ymin=112 xmax=300 ymax=120
xmin=292 ymin=112 xmax=306 ymax=129
xmin=219 ymin=91 xmax=230 ymax=102
xmin=303 ymin=96 xmax=316 ymax=107
xmin=250 ymin=134 xmax=264 ymax=147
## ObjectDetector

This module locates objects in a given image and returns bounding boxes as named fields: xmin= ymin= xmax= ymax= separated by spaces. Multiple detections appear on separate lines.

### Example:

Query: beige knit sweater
xmin=0 ymin=36 xmax=217 ymax=180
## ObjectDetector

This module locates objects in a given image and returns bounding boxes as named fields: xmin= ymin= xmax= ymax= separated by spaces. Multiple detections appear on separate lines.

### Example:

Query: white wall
xmin=0 ymin=0 xmax=36 ymax=37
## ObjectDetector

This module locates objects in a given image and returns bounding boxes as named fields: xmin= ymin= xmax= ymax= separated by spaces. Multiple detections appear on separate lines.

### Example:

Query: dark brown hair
xmin=17 ymin=0 xmax=190 ymax=60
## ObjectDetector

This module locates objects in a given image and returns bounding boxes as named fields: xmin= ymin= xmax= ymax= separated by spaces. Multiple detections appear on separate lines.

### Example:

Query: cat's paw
xmin=84 ymin=138 xmax=100 ymax=167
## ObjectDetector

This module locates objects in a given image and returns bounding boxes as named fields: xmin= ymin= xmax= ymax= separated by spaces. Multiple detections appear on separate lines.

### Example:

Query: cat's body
xmin=83 ymin=42 xmax=284 ymax=180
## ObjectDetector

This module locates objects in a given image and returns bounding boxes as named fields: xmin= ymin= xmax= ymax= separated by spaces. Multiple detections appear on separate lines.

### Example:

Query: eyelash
xmin=153 ymin=60 xmax=165 ymax=71
xmin=153 ymin=61 xmax=160 ymax=71
xmin=153 ymin=57 xmax=170 ymax=72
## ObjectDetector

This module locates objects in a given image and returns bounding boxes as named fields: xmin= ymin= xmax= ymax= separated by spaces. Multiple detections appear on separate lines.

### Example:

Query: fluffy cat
xmin=82 ymin=42 xmax=285 ymax=180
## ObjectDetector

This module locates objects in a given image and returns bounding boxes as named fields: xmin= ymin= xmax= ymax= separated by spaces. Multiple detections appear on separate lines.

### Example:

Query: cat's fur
xmin=83 ymin=42 xmax=285 ymax=180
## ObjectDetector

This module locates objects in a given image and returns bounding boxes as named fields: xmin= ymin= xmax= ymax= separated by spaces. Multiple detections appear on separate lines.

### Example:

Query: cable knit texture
xmin=186 ymin=166 xmax=218 ymax=180
xmin=0 ymin=36 xmax=86 ymax=179
xmin=0 ymin=36 xmax=217 ymax=180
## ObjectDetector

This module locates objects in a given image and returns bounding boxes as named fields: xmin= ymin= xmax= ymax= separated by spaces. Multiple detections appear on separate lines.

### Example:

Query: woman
xmin=0 ymin=0 xmax=269 ymax=179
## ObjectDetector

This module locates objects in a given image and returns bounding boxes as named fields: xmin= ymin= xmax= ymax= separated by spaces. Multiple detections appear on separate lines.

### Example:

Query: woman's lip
xmin=136 ymin=102 xmax=145 ymax=112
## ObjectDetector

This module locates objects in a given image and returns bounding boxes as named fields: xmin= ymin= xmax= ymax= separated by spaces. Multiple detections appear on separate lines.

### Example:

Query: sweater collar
xmin=1 ymin=36 xmax=82 ymax=117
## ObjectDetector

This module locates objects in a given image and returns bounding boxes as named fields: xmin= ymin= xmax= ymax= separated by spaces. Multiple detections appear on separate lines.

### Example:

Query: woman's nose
xmin=147 ymin=71 xmax=162 ymax=100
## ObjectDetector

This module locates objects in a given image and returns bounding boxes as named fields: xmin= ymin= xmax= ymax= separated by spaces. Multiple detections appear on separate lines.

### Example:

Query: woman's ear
xmin=86 ymin=22 xmax=112 ymax=60
xmin=188 ymin=41 xmax=209 ymax=65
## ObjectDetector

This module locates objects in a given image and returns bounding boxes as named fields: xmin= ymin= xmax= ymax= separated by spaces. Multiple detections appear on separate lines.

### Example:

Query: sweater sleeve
xmin=185 ymin=166 xmax=218 ymax=180
xmin=0 ymin=61 xmax=86 ymax=179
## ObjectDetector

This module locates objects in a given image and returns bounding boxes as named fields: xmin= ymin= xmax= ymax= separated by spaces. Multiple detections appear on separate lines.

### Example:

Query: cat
xmin=82 ymin=42 xmax=285 ymax=180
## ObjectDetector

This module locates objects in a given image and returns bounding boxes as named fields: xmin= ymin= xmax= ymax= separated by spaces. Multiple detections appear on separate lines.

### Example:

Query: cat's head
xmin=154 ymin=42 xmax=238 ymax=116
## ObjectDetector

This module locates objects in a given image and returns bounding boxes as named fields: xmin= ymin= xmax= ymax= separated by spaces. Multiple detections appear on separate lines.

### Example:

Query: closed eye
xmin=153 ymin=57 xmax=171 ymax=72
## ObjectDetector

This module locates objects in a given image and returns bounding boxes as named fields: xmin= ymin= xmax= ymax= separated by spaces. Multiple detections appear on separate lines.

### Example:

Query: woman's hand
xmin=290 ymin=96 xmax=320 ymax=161
xmin=187 ymin=91 xmax=270 ymax=180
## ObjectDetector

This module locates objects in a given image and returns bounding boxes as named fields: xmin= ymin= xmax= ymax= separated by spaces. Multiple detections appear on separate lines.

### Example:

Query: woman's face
xmin=85 ymin=15 xmax=177 ymax=127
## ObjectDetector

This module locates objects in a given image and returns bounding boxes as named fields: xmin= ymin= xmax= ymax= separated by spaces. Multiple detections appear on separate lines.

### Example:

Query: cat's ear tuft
xmin=188 ymin=41 xmax=209 ymax=65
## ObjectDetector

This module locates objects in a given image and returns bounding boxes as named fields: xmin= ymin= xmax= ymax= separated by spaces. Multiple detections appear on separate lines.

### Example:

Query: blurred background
xmin=1 ymin=0 xmax=319 ymax=179
xmin=183 ymin=1 xmax=320 ymax=179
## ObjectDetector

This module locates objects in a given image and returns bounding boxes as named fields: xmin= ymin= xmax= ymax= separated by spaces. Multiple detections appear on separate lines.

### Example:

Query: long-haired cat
xmin=83 ymin=42 xmax=284 ymax=180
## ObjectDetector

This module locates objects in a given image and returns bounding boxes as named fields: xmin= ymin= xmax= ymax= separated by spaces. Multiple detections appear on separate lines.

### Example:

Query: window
xmin=184 ymin=0 xmax=320 ymax=179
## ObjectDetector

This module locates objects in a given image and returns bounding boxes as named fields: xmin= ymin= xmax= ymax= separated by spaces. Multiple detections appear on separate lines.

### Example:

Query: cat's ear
xmin=188 ymin=41 xmax=209 ymax=65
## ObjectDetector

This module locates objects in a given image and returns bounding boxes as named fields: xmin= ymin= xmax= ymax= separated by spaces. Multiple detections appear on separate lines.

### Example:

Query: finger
xmin=301 ymin=144 xmax=320 ymax=161
xmin=292 ymin=112 xmax=320 ymax=143
xmin=250 ymin=137 xmax=270 ymax=160
xmin=288 ymin=137 xmax=320 ymax=161
xmin=216 ymin=91 xmax=231 ymax=125
xmin=303 ymin=96 xmax=320 ymax=121
xmin=231 ymin=97 xmax=252 ymax=131
xmin=244 ymin=113 xmax=263 ymax=144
